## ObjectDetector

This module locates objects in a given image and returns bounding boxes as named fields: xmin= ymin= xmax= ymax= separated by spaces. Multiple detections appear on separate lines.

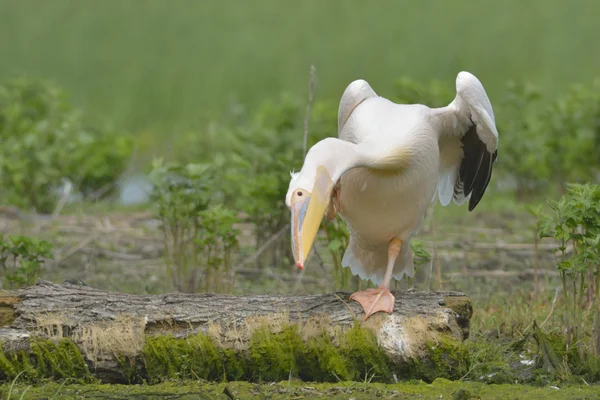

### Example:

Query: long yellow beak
xmin=291 ymin=166 xmax=334 ymax=269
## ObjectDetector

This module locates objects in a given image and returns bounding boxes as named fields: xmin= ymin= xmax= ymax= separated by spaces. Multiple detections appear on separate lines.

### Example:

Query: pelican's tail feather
xmin=342 ymin=238 xmax=414 ymax=286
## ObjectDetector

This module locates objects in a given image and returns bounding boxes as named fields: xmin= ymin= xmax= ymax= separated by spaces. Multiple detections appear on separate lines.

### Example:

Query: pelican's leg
xmin=349 ymin=238 xmax=402 ymax=320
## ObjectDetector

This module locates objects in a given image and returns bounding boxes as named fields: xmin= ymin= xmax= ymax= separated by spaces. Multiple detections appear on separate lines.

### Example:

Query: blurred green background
xmin=2 ymin=0 xmax=599 ymax=147
xmin=2 ymin=0 xmax=600 ymax=388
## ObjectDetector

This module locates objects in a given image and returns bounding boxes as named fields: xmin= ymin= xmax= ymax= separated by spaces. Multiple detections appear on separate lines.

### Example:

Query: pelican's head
xmin=285 ymin=138 xmax=349 ymax=270
xmin=286 ymin=165 xmax=334 ymax=269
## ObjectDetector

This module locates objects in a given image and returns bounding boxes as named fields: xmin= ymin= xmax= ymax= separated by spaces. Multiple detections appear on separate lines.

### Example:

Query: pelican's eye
xmin=291 ymin=188 xmax=310 ymax=205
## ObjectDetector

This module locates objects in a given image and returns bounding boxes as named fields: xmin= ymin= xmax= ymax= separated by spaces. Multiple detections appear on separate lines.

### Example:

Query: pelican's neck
xmin=297 ymin=137 xmax=412 ymax=190
xmin=306 ymin=138 xmax=366 ymax=183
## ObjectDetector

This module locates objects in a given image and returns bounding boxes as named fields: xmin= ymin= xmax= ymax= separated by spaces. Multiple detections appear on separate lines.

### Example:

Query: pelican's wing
xmin=337 ymin=79 xmax=378 ymax=141
xmin=431 ymin=71 xmax=499 ymax=211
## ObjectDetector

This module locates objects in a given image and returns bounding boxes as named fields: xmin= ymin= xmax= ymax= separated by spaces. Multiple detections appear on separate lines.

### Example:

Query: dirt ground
xmin=0 ymin=205 xmax=559 ymax=300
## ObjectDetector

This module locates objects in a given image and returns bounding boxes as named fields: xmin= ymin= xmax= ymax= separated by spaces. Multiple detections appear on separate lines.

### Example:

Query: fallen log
xmin=0 ymin=281 xmax=472 ymax=384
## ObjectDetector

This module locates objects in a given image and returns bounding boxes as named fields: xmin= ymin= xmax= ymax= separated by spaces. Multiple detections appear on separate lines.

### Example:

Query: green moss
xmin=443 ymin=295 xmax=473 ymax=339
xmin=142 ymin=332 xmax=227 ymax=383
xmin=0 ymin=322 xmax=473 ymax=384
xmin=425 ymin=336 xmax=469 ymax=380
xmin=0 ymin=305 xmax=16 ymax=327
xmin=142 ymin=322 xmax=470 ymax=384
xmin=451 ymin=387 xmax=473 ymax=400
xmin=0 ymin=338 xmax=90 ymax=382
xmin=399 ymin=336 xmax=469 ymax=382
xmin=117 ymin=355 xmax=139 ymax=383
xmin=246 ymin=321 xmax=398 ymax=383
xmin=3 ymin=326 xmax=594 ymax=391
xmin=222 ymin=347 xmax=245 ymax=381
xmin=301 ymin=333 xmax=350 ymax=382
xmin=141 ymin=322 xmax=404 ymax=384
xmin=2 ymin=380 xmax=600 ymax=400
xmin=443 ymin=296 xmax=473 ymax=320
xmin=343 ymin=321 xmax=391 ymax=382
xmin=0 ymin=346 xmax=18 ymax=379
xmin=248 ymin=324 xmax=303 ymax=381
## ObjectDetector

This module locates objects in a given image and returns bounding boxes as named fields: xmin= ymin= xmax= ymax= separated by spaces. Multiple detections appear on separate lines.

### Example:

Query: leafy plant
xmin=0 ymin=234 xmax=53 ymax=289
xmin=228 ymin=95 xmax=326 ymax=268
xmin=497 ymin=81 xmax=548 ymax=198
xmin=178 ymin=95 xmax=338 ymax=271
xmin=543 ymin=80 xmax=600 ymax=189
xmin=539 ymin=183 xmax=600 ymax=358
xmin=148 ymin=158 xmax=240 ymax=293
xmin=71 ymin=125 xmax=134 ymax=200
xmin=196 ymin=205 xmax=240 ymax=294
xmin=410 ymin=239 xmax=432 ymax=271
xmin=0 ymin=78 xmax=133 ymax=213
xmin=320 ymin=217 xmax=352 ymax=290
xmin=495 ymin=79 xmax=600 ymax=198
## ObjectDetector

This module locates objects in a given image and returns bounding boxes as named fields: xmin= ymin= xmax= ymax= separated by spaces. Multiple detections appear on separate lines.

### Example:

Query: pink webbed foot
xmin=349 ymin=286 xmax=395 ymax=320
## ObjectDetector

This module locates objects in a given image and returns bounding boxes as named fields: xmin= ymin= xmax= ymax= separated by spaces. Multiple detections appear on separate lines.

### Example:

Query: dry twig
xmin=303 ymin=65 xmax=316 ymax=158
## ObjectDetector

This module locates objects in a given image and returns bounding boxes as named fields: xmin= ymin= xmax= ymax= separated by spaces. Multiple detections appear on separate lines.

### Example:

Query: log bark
xmin=0 ymin=281 xmax=472 ymax=383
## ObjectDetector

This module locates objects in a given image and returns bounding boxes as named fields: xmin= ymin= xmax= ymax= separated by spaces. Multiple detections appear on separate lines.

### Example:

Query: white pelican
xmin=285 ymin=71 xmax=498 ymax=320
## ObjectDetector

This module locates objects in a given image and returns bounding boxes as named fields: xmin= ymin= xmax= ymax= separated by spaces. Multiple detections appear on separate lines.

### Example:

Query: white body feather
xmin=334 ymin=72 xmax=498 ymax=285
xmin=337 ymin=98 xmax=439 ymax=284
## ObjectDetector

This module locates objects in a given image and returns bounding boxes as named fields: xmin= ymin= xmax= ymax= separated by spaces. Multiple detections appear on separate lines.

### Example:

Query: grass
xmin=1 ymin=380 xmax=599 ymax=399
xmin=1 ymin=0 xmax=599 ymax=150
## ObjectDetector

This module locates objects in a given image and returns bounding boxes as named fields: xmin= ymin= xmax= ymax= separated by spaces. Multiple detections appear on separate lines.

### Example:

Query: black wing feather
xmin=454 ymin=119 xmax=497 ymax=212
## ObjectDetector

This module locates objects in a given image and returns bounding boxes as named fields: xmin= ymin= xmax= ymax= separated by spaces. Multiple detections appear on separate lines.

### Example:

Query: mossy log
xmin=0 ymin=281 xmax=472 ymax=384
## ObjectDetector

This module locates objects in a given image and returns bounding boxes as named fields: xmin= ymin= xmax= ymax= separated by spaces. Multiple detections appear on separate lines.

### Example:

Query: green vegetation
xmin=501 ymin=80 xmax=600 ymax=196
xmin=1 ymin=0 xmax=600 ymax=395
xmin=1 ymin=76 xmax=600 ymax=388
xmin=0 ymin=79 xmax=133 ymax=213
xmin=0 ymin=322 xmax=467 ymax=385
xmin=1 ymin=379 xmax=599 ymax=400
xmin=143 ymin=332 xmax=235 ymax=383
xmin=538 ymin=184 xmax=600 ymax=368
xmin=1 ymin=73 xmax=600 ymax=388
xmin=320 ymin=216 xmax=354 ymax=290
xmin=0 ymin=338 xmax=90 ymax=383
xmin=1 ymin=0 xmax=600 ymax=138
xmin=0 ymin=234 xmax=53 ymax=290
xmin=148 ymin=159 xmax=240 ymax=293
